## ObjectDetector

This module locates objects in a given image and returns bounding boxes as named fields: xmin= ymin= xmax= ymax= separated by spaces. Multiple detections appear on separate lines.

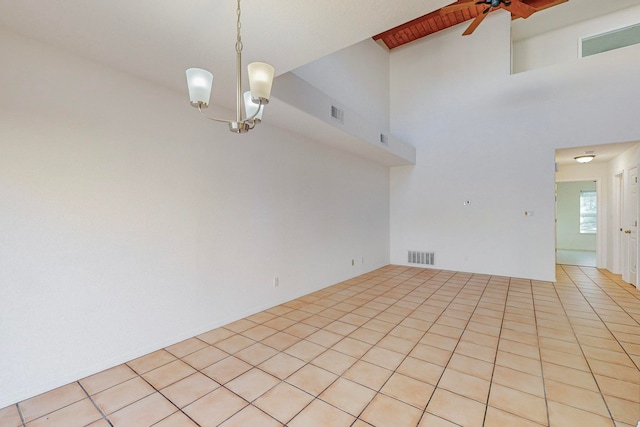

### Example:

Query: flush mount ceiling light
xmin=574 ymin=155 xmax=596 ymax=163
xmin=185 ymin=0 xmax=275 ymax=134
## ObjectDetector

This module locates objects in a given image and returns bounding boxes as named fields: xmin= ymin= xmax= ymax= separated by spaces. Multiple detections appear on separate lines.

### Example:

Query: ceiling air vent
xmin=330 ymin=105 xmax=344 ymax=123
xmin=581 ymin=23 xmax=640 ymax=58
xmin=408 ymin=251 xmax=435 ymax=266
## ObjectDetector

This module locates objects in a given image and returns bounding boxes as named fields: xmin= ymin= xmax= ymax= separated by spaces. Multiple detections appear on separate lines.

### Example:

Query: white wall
xmin=271 ymin=73 xmax=414 ymax=166
xmin=389 ymin=10 xmax=640 ymax=281
xmin=292 ymin=39 xmax=391 ymax=132
xmin=556 ymin=181 xmax=597 ymax=251
xmin=0 ymin=30 xmax=390 ymax=407
xmin=513 ymin=5 xmax=640 ymax=73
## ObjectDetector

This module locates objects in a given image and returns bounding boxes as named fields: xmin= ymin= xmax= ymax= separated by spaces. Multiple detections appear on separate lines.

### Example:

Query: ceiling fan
xmin=440 ymin=0 xmax=537 ymax=36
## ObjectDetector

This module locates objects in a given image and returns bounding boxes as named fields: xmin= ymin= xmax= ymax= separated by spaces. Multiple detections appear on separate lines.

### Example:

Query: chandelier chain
xmin=235 ymin=0 xmax=243 ymax=53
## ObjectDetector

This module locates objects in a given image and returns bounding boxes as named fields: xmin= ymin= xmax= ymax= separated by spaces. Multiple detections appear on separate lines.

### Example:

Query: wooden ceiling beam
xmin=372 ymin=0 xmax=568 ymax=49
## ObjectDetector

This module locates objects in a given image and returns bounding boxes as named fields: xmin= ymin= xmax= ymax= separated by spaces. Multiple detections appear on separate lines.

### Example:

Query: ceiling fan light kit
xmin=185 ymin=0 xmax=275 ymax=134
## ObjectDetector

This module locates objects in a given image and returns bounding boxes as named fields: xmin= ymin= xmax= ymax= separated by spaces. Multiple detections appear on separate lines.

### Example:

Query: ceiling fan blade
xmin=440 ymin=0 xmax=478 ymax=15
xmin=505 ymin=0 xmax=537 ymax=18
xmin=462 ymin=7 xmax=490 ymax=35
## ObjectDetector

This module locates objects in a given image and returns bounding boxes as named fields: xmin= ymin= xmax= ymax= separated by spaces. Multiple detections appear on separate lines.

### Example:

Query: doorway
xmin=556 ymin=181 xmax=597 ymax=267
xmin=555 ymin=142 xmax=640 ymax=284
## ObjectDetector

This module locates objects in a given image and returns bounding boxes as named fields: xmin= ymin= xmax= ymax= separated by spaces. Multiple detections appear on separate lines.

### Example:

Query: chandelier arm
xmin=198 ymin=105 xmax=234 ymax=125
xmin=245 ymin=101 xmax=265 ymax=122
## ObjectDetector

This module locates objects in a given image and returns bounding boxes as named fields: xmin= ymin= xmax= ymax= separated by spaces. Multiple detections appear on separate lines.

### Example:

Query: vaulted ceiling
xmin=0 ymin=0 xmax=637 ymax=107
xmin=373 ymin=0 xmax=569 ymax=49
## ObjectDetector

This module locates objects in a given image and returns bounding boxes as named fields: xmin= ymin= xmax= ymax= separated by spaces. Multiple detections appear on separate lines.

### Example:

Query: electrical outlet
xmin=273 ymin=277 xmax=279 ymax=287
xmin=351 ymin=259 xmax=355 ymax=266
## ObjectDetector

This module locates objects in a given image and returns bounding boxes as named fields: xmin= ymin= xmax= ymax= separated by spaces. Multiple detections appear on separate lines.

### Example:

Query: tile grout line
xmin=184 ymin=271 xmax=429 ymax=425
xmin=78 ymin=381 xmax=114 ymax=427
xmin=576 ymin=267 xmax=640 ymax=324
xmin=15 ymin=403 xmax=26 ymax=427
xmin=403 ymin=272 xmax=496 ymax=426
xmin=170 ymin=344 xmax=286 ymax=426
xmin=293 ymin=267 xmax=443 ymax=425
xmin=361 ymin=269 xmax=467 ymax=424
xmin=552 ymin=265 xmax=619 ymax=422
xmin=207 ymin=299 xmax=350 ymax=424
xmin=354 ymin=269 xmax=461 ymax=424
xmin=89 ymin=347 xmax=209 ymax=427
xmin=574 ymin=266 xmax=640 ymax=371
xmin=227 ymin=269 xmax=399 ymax=425
xmin=480 ymin=275 xmax=513 ymax=426
xmin=274 ymin=267 xmax=452 ymax=425
xmin=15 ymin=386 xmax=90 ymax=426
xmin=572 ymin=266 xmax=640 ymax=424
xmin=135 ymin=367 xmax=204 ymax=427
xmin=464 ymin=275 xmax=504 ymax=425
xmin=562 ymin=265 xmax=640 ymax=372
xmin=582 ymin=267 xmax=640 ymax=304
xmin=530 ymin=277 xmax=553 ymax=427
xmin=168 ymin=335 xmax=288 ymax=427
xmin=432 ymin=274 xmax=502 ymax=425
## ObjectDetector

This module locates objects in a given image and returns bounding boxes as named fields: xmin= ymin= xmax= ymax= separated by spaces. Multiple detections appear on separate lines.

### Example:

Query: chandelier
xmin=185 ymin=0 xmax=275 ymax=133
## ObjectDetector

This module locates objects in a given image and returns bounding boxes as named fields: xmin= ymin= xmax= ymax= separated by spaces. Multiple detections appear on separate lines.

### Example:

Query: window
xmin=580 ymin=190 xmax=597 ymax=234
xmin=581 ymin=23 xmax=640 ymax=58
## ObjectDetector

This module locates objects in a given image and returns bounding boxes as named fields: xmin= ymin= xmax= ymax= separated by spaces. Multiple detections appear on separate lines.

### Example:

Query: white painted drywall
xmin=272 ymin=72 xmax=415 ymax=166
xmin=389 ymin=10 xmax=640 ymax=281
xmin=292 ymin=39 xmax=391 ymax=132
xmin=0 ymin=29 xmax=390 ymax=407
xmin=513 ymin=4 xmax=640 ymax=73
xmin=556 ymin=181 xmax=597 ymax=251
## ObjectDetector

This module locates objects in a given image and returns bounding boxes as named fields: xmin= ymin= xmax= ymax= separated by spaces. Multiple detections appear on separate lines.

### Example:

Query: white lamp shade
xmin=248 ymin=62 xmax=275 ymax=101
xmin=244 ymin=91 xmax=264 ymax=121
xmin=186 ymin=68 xmax=213 ymax=107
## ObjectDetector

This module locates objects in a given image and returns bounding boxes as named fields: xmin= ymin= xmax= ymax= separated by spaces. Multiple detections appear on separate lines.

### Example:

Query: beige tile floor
xmin=2 ymin=264 xmax=640 ymax=427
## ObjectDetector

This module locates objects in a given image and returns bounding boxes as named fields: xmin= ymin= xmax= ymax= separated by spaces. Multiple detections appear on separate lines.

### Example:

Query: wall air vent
xmin=581 ymin=23 xmax=640 ymax=58
xmin=330 ymin=105 xmax=344 ymax=123
xmin=408 ymin=251 xmax=435 ymax=266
